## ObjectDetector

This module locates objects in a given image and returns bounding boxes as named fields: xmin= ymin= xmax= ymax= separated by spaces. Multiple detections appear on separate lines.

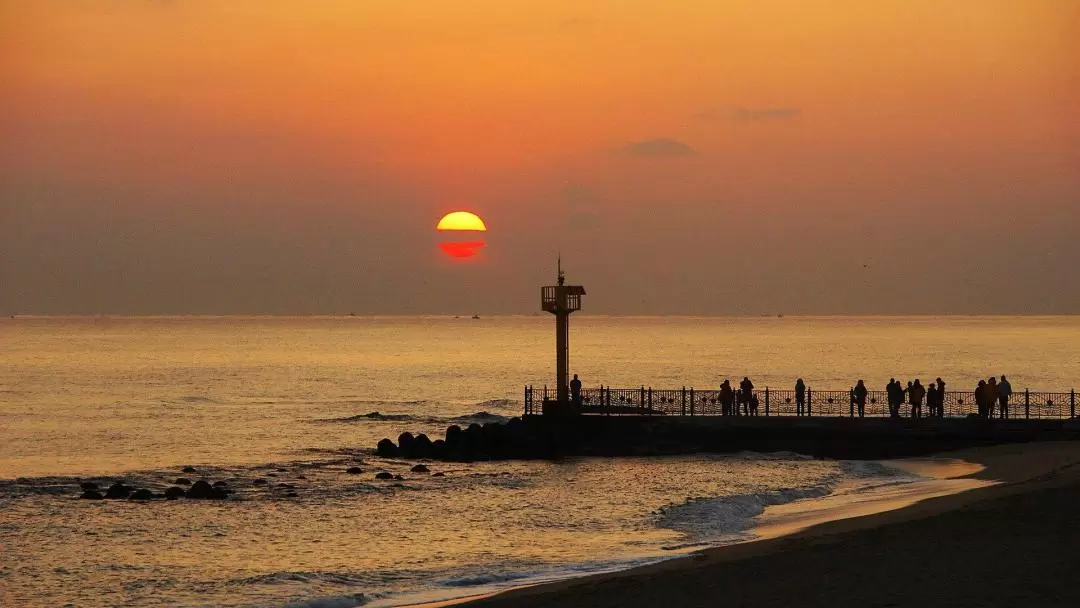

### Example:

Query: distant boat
xmin=471 ymin=314 xmax=481 ymax=320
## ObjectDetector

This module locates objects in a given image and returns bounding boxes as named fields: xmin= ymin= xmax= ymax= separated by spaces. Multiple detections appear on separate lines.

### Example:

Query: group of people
xmin=882 ymin=378 xmax=946 ymax=419
xmin=719 ymin=377 xmax=760 ymax=416
xmin=976 ymin=375 xmax=1013 ymax=419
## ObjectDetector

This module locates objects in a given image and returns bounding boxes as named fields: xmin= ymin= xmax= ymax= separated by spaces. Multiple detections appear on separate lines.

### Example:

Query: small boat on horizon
xmin=472 ymin=314 xmax=481 ymax=320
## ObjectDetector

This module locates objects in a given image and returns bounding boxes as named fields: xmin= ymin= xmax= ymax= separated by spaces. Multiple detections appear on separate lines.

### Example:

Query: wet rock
xmin=374 ymin=472 xmax=394 ymax=480
xmin=212 ymin=481 xmax=228 ymax=488
xmin=252 ymin=478 xmax=268 ymax=486
xmin=104 ymin=483 xmax=131 ymax=499
xmin=174 ymin=478 xmax=192 ymax=485
xmin=164 ymin=487 xmax=186 ymax=500
xmin=346 ymin=467 xmax=363 ymax=474
xmin=376 ymin=438 xmax=398 ymax=457
xmin=79 ymin=481 xmax=99 ymax=491
xmin=182 ymin=466 xmax=197 ymax=473
xmin=445 ymin=425 xmax=463 ymax=446
xmin=187 ymin=480 xmax=228 ymax=500
xmin=432 ymin=472 xmax=446 ymax=477
xmin=79 ymin=490 xmax=104 ymax=500
xmin=412 ymin=434 xmax=434 ymax=457
xmin=128 ymin=488 xmax=154 ymax=500
xmin=410 ymin=464 xmax=430 ymax=473
xmin=393 ymin=474 xmax=405 ymax=481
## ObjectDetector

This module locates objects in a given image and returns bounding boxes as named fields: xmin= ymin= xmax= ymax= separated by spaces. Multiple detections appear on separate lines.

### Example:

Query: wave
xmin=473 ymin=398 xmax=517 ymax=410
xmin=238 ymin=571 xmax=370 ymax=587
xmin=282 ymin=594 xmax=369 ymax=608
xmin=451 ymin=411 xmax=509 ymax=423
xmin=657 ymin=484 xmax=836 ymax=541
xmin=315 ymin=412 xmax=417 ymax=423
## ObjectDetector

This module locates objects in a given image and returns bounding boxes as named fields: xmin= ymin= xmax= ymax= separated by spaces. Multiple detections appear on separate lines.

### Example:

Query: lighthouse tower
xmin=540 ymin=259 xmax=586 ymax=414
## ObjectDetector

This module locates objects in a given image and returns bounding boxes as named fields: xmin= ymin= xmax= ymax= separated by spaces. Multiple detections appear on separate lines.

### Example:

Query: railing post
xmin=690 ymin=388 xmax=695 ymax=417
xmin=1025 ymin=389 xmax=1030 ymax=420
xmin=807 ymin=389 xmax=813 ymax=417
xmin=648 ymin=387 xmax=653 ymax=414
xmin=640 ymin=386 xmax=646 ymax=412
xmin=525 ymin=385 xmax=530 ymax=415
xmin=849 ymin=387 xmax=855 ymax=418
xmin=681 ymin=387 xmax=687 ymax=416
xmin=605 ymin=386 xmax=611 ymax=409
xmin=765 ymin=387 xmax=770 ymax=416
xmin=1072 ymin=389 xmax=1076 ymax=419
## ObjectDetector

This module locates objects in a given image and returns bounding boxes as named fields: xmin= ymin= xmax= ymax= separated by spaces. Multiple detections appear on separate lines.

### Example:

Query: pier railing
xmin=523 ymin=385 xmax=1079 ymax=419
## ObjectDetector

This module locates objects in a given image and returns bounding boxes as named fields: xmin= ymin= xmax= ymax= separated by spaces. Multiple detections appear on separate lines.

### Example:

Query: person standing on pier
xmin=936 ymin=377 xmax=947 ymax=415
xmin=987 ymin=377 xmax=999 ymax=419
xmin=927 ymin=382 xmax=940 ymax=418
xmin=976 ymin=380 xmax=989 ymax=418
xmin=997 ymin=375 xmax=1013 ymax=419
xmin=909 ymin=379 xmax=925 ymax=419
xmin=570 ymin=374 xmax=582 ymax=408
xmin=795 ymin=378 xmax=806 ymax=416
xmin=739 ymin=377 xmax=754 ymax=416
xmin=853 ymin=380 xmax=868 ymax=418
xmin=720 ymin=380 xmax=736 ymax=416
xmin=886 ymin=379 xmax=901 ymax=418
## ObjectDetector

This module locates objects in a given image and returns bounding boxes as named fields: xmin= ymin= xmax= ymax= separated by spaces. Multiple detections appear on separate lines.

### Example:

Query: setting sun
xmin=436 ymin=211 xmax=487 ymax=232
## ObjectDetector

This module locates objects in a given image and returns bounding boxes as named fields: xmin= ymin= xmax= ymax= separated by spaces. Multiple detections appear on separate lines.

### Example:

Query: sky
xmin=2 ymin=0 xmax=1078 ymax=315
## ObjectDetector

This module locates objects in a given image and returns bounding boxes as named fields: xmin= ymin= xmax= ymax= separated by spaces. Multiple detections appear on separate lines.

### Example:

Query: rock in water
xmin=212 ymin=481 xmax=228 ymax=488
xmin=252 ymin=478 xmax=269 ymax=486
xmin=346 ymin=467 xmax=363 ymax=474
xmin=79 ymin=481 xmax=99 ymax=491
xmin=79 ymin=490 xmax=104 ymax=500
xmin=174 ymin=478 xmax=192 ymax=485
xmin=182 ymin=466 xmax=197 ymax=473
xmin=104 ymin=483 xmax=131 ymax=499
xmin=412 ymin=434 xmax=433 ymax=457
xmin=376 ymin=438 xmax=398 ymax=457
xmin=187 ymin=480 xmax=228 ymax=499
xmin=164 ymin=487 xmax=186 ymax=500
xmin=397 ymin=432 xmax=416 ymax=455
xmin=374 ymin=472 xmax=394 ymax=480
xmin=128 ymin=488 xmax=154 ymax=500
xmin=410 ymin=464 xmax=430 ymax=473
xmin=432 ymin=472 xmax=446 ymax=477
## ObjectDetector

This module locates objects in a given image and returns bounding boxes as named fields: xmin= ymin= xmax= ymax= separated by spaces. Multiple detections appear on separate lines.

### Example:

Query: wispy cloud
xmin=622 ymin=138 xmax=698 ymax=158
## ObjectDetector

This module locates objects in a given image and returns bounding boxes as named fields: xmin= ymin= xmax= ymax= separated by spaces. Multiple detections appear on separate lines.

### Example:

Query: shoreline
xmin=390 ymin=451 xmax=1000 ymax=608
xmin=445 ymin=440 xmax=1080 ymax=608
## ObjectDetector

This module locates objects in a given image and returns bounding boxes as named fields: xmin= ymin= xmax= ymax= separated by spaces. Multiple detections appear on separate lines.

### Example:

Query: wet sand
xmin=460 ymin=441 xmax=1080 ymax=608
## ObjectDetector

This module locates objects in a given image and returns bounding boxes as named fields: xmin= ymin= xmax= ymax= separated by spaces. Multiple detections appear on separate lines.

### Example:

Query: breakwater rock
xmin=375 ymin=415 xmax=1080 ymax=461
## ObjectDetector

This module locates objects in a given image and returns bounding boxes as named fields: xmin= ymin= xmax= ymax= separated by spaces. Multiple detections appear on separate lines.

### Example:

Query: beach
xmin=461 ymin=441 xmax=1080 ymax=608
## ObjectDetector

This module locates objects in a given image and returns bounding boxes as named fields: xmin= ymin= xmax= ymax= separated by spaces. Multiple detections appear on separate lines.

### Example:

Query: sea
xmin=2 ymin=315 xmax=1078 ymax=607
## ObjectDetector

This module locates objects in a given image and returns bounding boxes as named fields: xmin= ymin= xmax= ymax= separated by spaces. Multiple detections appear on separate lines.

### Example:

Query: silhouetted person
xmin=853 ymin=380 xmax=868 ymax=418
xmin=886 ymin=379 xmax=901 ymax=418
xmin=998 ymin=375 xmax=1013 ymax=419
xmin=936 ymin=377 xmax=947 ymax=415
xmin=748 ymin=393 xmax=760 ymax=416
xmin=976 ymin=380 xmax=989 ymax=418
xmin=720 ymin=380 xmax=735 ymax=416
xmin=570 ymin=374 xmax=582 ymax=408
xmin=909 ymin=379 xmax=925 ymax=420
xmin=927 ymin=383 xmax=939 ymax=418
xmin=795 ymin=378 xmax=806 ymax=416
xmin=987 ymin=377 xmax=998 ymax=419
xmin=739 ymin=377 xmax=754 ymax=416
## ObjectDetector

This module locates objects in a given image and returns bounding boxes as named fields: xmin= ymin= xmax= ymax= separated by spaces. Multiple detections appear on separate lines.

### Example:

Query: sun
xmin=436 ymin=211 xmax=487 ymax=232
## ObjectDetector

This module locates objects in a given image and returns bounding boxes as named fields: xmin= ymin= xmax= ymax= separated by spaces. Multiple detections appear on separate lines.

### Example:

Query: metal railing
xmin=524 ymin=385 xmax=1079 ymax=419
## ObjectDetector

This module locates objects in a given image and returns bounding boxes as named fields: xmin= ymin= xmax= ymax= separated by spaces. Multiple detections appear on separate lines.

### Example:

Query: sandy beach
xmin=460 ymin=441 xmax=1080 ymax=608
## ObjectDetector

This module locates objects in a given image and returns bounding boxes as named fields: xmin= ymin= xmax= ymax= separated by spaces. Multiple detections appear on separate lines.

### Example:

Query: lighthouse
xmin=540 ymin=259 xmax=586 ymax=414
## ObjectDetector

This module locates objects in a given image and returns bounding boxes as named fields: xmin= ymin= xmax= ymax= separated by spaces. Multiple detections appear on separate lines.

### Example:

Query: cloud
xmin=696 ymin=107 xmax=801 ymax=121
xmin=622 ymin=138 xmax=698 ymax=158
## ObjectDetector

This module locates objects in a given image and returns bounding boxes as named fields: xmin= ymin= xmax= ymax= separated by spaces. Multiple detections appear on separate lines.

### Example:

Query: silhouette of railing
xmin=523 ymin=385 xmax=1079 ymax=419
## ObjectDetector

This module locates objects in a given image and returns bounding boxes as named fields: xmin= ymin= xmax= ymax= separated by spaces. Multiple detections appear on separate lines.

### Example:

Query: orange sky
xmin=2 ymin=1 xmax=1078 ymax=314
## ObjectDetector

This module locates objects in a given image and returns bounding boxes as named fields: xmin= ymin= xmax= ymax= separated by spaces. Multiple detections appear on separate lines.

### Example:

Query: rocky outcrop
xmin=104 ymin=482 xmax=132 ymax=499
xmin=187 ymin=480 xmax=229 ymax=500
xmin=164 ymin=487 xmax=186 ymax=499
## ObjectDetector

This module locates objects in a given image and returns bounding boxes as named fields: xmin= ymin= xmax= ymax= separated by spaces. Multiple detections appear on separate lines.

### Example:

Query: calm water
xmin=1 ymin=316 xmax=1077 ymax=607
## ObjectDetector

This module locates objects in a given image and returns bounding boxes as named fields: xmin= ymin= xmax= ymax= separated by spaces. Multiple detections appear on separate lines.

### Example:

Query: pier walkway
xmin=524 ymin=385 xmax=1079 ymax=419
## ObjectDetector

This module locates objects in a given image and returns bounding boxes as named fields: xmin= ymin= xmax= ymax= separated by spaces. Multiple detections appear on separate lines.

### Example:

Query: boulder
xmin=445 ymin=425 xmax=463 ymax=447
xmin=187 ymin=480 xmax=228 ymax=499
xmin=79 ymin=490 xmax=104 ymax=500
xmin=432 ymin=472 xmax=446 ymax=477
xmin=410 ymin=464 xmax=430 ymax=473
xmin=397 ymin=432 xmax=416 ymax=454
xmin=104 ymin=483 xmax=131 ymax=499
xmin=376 ymin=438 xmax=398 ymax=457
xmin=182 ymin=466 xmax=197 ymax=473
xmin=346 ymin=467 xmax=363 ymax=474
xmin=128 ymin=488 xmax=154 ymax=500
xmin=79 ymin=481 xmax=99 ymax=491
xmin=374 ymin=472 xmax=394 ymax=480
xmin=174 ymin=478 xmax=192 ymax=485
xmin=412 ymin=434 xmax=434 ymax=457
xmin=164 ymin=487 xmax=186 ymax=500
